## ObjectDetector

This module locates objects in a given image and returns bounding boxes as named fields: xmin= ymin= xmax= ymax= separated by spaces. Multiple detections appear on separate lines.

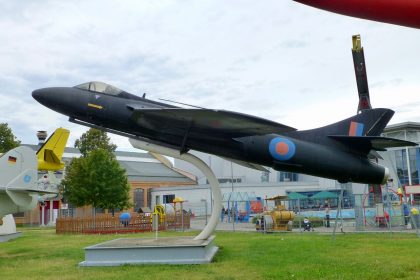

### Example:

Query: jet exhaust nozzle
xmin=381 ymin=167 xmax=390 ymax=185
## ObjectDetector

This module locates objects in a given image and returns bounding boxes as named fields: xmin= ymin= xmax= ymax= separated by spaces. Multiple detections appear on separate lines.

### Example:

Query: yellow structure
xmin=173 ymin=197 xmax=186 ymax=214
xmin=152 ymin=204 xmax=166 ymax=223
xmin=262 ymin=195 xmax=295 ymax=231
xmin=37 ymin=128 xmax=70 ymax=171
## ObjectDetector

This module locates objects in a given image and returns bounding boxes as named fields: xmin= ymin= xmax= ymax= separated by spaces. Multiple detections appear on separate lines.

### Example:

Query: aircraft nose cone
xmin=32 ymin=87 xmax=63 ymax=111
xmin=32 ymin=86 xmax=87 ymax=117
xmin=32 ymin=88 xmax=48 ymax=104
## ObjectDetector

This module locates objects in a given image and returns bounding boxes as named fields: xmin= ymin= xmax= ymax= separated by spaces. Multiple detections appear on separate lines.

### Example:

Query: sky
xmin=1 ymin=1 xmax=419 ymax=150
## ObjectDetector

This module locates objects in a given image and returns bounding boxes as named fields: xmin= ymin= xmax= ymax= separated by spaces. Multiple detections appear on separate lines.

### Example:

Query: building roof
xmin=287 ymin=192 xmax=308 ymax=200
xmin=311 ymin=191 xmax=338 ymax=200
xmin=119 ymin=161 xmax=195 ymax=182
xmin=22 ymin=144 xmax=196 ymax=183
xmin=384 ymin=122 xmax=420 ymax=133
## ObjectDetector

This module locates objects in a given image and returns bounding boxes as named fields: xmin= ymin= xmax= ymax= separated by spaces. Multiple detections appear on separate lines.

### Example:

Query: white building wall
xmin=174 ymin=151 xmax=326 ymax=185
xmin=175 ymin=151 xmax=273 ymax=184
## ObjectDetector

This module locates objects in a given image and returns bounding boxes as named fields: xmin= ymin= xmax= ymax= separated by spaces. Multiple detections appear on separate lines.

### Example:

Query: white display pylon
xmin=0 ymin=214 xmax=21 ymax=242
xmin=129 ymin=139 xmax=222 ymax=240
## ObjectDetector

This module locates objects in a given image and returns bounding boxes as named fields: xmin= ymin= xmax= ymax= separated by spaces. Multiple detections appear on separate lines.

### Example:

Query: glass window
xmin=393 ymin=148 xmax=420 ymax=186
xmin=163 ymin=194 xmax=175 ymax=204
xmin=278 ymin=172 xmax=299 ymax=182
xmin=74 ymin=81 xmax=123 ymax=95
xmin=261 ymin=171 xmax=269 ymax=182
xmin=74 ymin=82 xmax=90 ymax=90
xmin=408 ymin=148 xmax=419 ymax=185
xmin=134 ymin=188 xmax=144 ymax=212
xmin=396 ymin=150 xmax=409 ymax=185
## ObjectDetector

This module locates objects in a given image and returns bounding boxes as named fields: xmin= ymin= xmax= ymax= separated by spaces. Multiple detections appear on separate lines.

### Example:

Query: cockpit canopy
xmin=73 ymin=81 xmax=148 ymax=102
xmin=74 ymin=81 xmax=123 ymax=96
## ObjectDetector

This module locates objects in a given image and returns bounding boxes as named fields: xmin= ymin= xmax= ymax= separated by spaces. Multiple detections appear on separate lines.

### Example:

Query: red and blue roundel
xmin=269 ymin=137 xmax=296 ymax=161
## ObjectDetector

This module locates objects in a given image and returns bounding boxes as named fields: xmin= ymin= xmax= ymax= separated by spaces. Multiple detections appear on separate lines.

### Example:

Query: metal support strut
xmin=129 ymin=138 xmax=222 ymax=240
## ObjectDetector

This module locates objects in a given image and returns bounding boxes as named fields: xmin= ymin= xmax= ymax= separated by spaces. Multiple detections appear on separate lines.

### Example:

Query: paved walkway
xmin=190 ymin=217 xmax=420 ymax=234
xmin=190 ymin=218 xmax=256 ymax=232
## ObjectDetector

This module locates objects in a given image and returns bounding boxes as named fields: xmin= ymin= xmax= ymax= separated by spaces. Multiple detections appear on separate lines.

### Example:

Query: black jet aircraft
xmin=32 ymin=81 xmax=416 ymax=185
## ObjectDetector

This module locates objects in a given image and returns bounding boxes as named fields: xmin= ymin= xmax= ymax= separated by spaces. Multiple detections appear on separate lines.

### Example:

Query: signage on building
xmin=405 ymin=185 xmax=420 ymax=194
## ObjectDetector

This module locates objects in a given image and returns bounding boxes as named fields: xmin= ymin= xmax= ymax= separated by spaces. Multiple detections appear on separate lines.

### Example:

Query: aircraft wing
xmin=129 ymin=108 xmax=296 ymax=137
xmin=329 ymin=135 xmax=417 ymax=151
xmin=3 ymin=187 xmax=57 ymax=194
xmin=222 ymin=157 xmax=270 ymax=172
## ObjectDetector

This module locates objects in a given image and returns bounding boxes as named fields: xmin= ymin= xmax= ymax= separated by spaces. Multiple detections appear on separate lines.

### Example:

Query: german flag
xmin=8 ymin=156 xmax=17 ymax=164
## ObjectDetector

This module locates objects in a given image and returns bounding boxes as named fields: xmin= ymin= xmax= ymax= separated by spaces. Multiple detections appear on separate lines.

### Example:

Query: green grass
xmin=0 ymin=228 xmax=419 ymax=280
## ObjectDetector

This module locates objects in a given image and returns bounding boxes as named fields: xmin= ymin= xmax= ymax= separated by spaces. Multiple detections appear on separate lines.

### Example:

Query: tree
xmin=61 ymin=129 xmax=131 ymax=213
xmin=0 ymin=123 xmax=20 ymax=153
xmin=74 ymin=128 xmax=117 ymax=157
xmin=61 ymin=149 xmax=131 ymax=211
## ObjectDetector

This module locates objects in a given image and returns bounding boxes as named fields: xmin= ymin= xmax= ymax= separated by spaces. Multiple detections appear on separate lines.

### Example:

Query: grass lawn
xmin=0 ymin=228 xmax=419 ymax=280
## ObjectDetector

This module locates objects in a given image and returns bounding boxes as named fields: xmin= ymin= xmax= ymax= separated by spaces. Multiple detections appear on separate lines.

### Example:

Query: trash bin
xmin=410 ymin=208 xmax=419 ymax=229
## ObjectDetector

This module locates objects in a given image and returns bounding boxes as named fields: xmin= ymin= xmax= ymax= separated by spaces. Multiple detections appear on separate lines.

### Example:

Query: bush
xmin=251 ymin=215 xmax=262 ymax=224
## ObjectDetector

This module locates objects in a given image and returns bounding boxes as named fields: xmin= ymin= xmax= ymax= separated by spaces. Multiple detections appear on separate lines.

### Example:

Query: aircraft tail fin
xmin=294 ymin=108 xmax=417 ymax=155
xmin=301 ymin=108 xmax=394 ymax=137
xmin=36 ymin=128 xmax=70 ymax=171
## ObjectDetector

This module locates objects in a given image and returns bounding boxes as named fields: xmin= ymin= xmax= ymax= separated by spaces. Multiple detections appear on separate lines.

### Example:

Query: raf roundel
xmin=269 ymin=137 xmax=296 ymax=161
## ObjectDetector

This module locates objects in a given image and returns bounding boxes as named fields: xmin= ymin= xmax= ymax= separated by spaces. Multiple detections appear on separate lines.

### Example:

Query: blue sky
xmin=1 ymin=1 xmax=419 ymax=150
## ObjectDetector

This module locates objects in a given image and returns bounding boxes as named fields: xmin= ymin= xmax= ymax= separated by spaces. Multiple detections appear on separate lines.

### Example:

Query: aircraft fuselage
xmin=32 ymin=82 xmax=408 ymax=184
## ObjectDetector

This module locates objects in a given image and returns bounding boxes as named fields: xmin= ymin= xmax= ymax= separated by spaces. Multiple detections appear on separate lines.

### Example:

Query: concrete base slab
xmin=79 ymin=235 xmax=218 ymax=266
xmin=0 ymin=232 xmax=22 ymax=242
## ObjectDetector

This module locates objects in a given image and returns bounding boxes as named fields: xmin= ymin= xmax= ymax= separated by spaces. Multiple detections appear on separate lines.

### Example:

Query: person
xmin=325 ymin=206 xmax=331 ymax=228
xmin=221 ymin=206 xmax=225 ymax=222
xmin=411 ymin=207 xmax=420 ymax=229
xmin=403 ymin=204 xmax=410 ymax=226
xmin=260 ymin=216 xmax=265 ymax=231
xmin=397 ymin=187 xmax=403 ymax=203
xmin=303 ymin=217 xmax=313 ymax=231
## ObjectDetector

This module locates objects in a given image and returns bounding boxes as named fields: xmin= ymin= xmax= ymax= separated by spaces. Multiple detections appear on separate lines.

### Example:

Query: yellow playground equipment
xmin=173 ymin=197 xmax=186 ymax=212
xmin=151 ymin=204 xmax=166 ymax=223
xmin=257 ymin=195 xmax=295 ymax=231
